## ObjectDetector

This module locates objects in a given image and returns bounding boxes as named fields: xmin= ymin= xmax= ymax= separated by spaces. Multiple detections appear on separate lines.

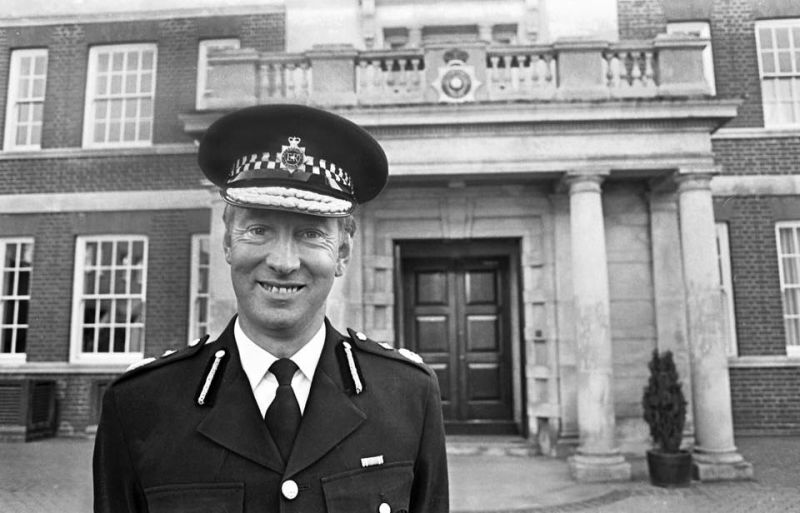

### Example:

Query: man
xmin=93 ymin=105 xmax=449 ymax=513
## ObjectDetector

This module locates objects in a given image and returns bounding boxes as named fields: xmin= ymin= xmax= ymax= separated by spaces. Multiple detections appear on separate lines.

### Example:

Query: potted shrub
xmin=641 ymin=350 xmax=692 ymax=487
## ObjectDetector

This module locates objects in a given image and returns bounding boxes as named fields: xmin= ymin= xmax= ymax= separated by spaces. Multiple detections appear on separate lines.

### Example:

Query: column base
xmin=568 ymin=453 xmax=631 ymax=482
xmin=692 ymin=450 xmax=754 ymax=481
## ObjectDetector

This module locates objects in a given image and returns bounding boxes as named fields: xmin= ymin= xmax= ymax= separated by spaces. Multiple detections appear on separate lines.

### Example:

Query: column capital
xmin=561 ymin=169 xmax=609 ymax=195
xmin=675 ymin=173 xmax=714 ymax=193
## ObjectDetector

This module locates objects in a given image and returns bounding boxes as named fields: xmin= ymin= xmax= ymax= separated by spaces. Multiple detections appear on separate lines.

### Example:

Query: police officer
xmin=93 ymin=105 xmax=449 ymax=513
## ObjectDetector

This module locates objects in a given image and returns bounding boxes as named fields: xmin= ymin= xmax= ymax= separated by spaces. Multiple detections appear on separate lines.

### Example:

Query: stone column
xmin=207 ymin=188 xmax=237 ymax=339
xmin=676 ymin=170 xmax=753 ymax=480
xmin=565 ymin=172 xmax=631 ymax=482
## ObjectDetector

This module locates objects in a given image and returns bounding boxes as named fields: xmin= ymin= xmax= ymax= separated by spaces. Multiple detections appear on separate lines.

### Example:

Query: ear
xmin=223 ymin=235 xmax=232 ymax=265
xmin=335 ymin=234 xmax=352 ymax=277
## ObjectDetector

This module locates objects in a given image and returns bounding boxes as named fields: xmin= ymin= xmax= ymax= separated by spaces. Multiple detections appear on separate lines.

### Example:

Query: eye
xmin=246 ymin=226 xmax=266 ymax=236
xmin=300 ymin=229 xmax=324 ymax=240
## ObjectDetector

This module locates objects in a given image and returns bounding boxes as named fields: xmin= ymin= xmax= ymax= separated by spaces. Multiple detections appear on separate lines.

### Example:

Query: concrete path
xmin=1 ymin=436 xmax=798 ymax=512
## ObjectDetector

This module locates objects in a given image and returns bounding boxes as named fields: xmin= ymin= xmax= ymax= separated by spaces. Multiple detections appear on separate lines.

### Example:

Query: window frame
xmin=3 ymin=48 xmax=48 ymax=151
xmin=754 ymin=19 xmax=800 ymax=128
xmin=70 ymin=235 xmax=148 ymax=364
xmin=82 ymin=43 xmax=158 ymax=148
xmin=776 ymin=221 xmax=800 ymax=357
xmin=196 ymin=38 xmax=240 ymax=110
xmin=715 ymin=222 xmax=737 ymax=357
xmin=188 ymin=233 xmax=210 ymax=344
xmin=0 ymin=238 xmax=34 ymax=363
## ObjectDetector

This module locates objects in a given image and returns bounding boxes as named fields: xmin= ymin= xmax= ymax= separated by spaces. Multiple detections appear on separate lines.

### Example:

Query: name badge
xmin=360 ymin=455 xmax=384 ymax=468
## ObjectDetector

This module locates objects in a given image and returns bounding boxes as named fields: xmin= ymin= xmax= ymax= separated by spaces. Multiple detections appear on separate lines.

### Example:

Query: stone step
xmin=446 ymin=435 xmax=539 ymax=457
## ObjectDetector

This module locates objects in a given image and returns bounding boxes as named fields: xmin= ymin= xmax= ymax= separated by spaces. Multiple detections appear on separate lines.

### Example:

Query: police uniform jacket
xmin=93 ymin=318 xmax=448 ymax=513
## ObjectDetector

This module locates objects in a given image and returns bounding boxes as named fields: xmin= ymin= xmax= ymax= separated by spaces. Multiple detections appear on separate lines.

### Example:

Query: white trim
xmin=69 ymin=235 xmax=148 ymax=365
xmin=196 ymin=39 xmax=240 ymax=110
xmin=0 ymin=189 xmax=211 ymax=213
xmin=711 ymin=175 xmax=800 ymax=196
xmin=83 ymin=43 xmax=158 ymax=149
xmin=715 ymin=223 xmax=737 ymax=356
xmin=188 ymin=234 xmax=211 ymax=344
xmin=0 ymin=353 xmax=26 ymax=364
xmin=0 ymin=362 xmax=128 ymax=374
xmin=3 ymin=48 xmax=48 ymax=151
xmin=0 ymin=143 xmax=196 ymax=160
xmin=0 ymin=3 xmax=284 ymax=27
xmin=728 ymin=355 xmax=800 ymax=368
xmin=712 ymin=127 xmax=800 ymax=138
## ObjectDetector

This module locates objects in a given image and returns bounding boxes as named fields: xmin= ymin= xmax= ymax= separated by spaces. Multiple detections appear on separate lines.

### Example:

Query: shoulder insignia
xmin=346 ymin=328 xmax=428 ymax=371
xmin=113 ymin=334 xmax=211 ymax=386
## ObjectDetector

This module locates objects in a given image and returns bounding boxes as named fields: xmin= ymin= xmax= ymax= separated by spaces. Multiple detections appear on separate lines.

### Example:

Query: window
xmin=83 ymin=44 xmax=157 ymax=147
xmin=196 ymin=39 xmax=239 ymax=109
xmin=715 ymin=223 xmax=737 ymax=356
xmin=0 ymin=239 xmax=33 ymax=360
xmin=667 ymin=21 xmax=715 ymax=95
xmin=755 ymin=20 xmax=800 ymax=127
xmin=777 ymin=222 xmax=800 ymax=357
xmin=71 ymin=236 xmax=147 ymax=363
xmin=188 ymin=234 xmax=210 ymax=343
xmin=4 ymin=49 xmax=48 ymax=151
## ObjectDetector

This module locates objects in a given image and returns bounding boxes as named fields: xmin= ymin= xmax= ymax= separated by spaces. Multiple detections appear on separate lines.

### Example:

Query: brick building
xmin=1 ymin=0 xmax=798 ymax=481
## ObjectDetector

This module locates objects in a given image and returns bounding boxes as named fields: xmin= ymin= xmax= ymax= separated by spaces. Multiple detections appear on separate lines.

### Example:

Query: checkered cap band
xmin=229 ymin=152 xmax=353 ymax=194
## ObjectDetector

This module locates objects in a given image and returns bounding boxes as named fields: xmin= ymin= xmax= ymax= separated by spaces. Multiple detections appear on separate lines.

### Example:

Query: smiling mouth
xmin=258 ymin=282 xmax=304 ymax=295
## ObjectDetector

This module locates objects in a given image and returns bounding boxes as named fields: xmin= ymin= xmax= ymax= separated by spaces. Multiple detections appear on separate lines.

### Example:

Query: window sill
xmin=69 ymin=352 xmax=144 ymax=367
xmin=713 ymin=127 xmax=800 ymax=139
xmin=728 ymin=355 xmax=800 ymax=368
xmin=0 ymin=362 xmax=128 ymax=374
xmin=0 ymin=354 xmax=27 ymax=365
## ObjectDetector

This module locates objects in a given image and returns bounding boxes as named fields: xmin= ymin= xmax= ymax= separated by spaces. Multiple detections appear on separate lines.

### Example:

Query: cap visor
xmin=222 ymin=186 xmax=354 ymax=217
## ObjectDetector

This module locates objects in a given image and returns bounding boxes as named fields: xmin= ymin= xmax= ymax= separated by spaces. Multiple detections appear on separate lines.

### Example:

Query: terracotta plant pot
xmin=646 ymin=449 xmax=692 ymax=487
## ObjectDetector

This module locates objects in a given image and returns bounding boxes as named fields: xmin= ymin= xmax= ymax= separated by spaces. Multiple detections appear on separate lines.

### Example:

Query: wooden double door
xmin=399 ymin=240 xmax=518 ymax=434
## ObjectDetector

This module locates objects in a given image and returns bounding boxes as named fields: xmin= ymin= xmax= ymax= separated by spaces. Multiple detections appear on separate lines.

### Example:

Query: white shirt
xmin=234 ymin=318 xmax=326 ymax=417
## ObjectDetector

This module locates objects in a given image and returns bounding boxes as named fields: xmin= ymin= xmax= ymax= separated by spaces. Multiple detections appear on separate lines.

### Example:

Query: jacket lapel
xmin=196 ymin=320 xmax=284 ymax=474
xmin=285 ymin=322 xmax=366 ymax=477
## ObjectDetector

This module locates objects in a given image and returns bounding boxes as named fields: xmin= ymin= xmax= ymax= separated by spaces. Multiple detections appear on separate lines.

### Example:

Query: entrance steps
xmin=445 ymin=435 xmax=538 ymax=457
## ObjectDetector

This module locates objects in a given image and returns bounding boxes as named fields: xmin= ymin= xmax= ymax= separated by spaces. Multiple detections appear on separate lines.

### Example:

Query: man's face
xmin=223 ymin=206 xmax=349 ymax=338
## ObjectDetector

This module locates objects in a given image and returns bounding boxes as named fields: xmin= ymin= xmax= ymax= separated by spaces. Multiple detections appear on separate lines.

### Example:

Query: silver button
xmin=281 ymin=480 xmax=299 ymax=500
xmin=188 ymin=338 xmax=200 ymax=347
xmin=379 ymin=502 xmax=391 ymax=513
xmin=356 ymin=331 xmax=367 ymax=341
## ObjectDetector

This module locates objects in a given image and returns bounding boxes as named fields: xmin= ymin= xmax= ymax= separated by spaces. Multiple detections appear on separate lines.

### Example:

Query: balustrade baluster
xmin=630 ymin=51 xmax=643 ymax=88
xmin=399 ymin=58 xmax=409 ymax=93
xmin=643 ymin=51 xmax=654 ymax=87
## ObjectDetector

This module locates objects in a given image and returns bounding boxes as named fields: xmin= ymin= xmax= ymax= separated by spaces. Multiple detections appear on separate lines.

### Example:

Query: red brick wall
xmin=714 ymin=196 xmax=787 ymax=357
xmin=0 ymin=152 xmax=199 ymax=194
xmin=0 ymin=12 xmax=285 ymax=150
xmin=714 ymin=137 xmax=800 ymax=175
xmin=731 ymin=367 xmax=800 ymax=434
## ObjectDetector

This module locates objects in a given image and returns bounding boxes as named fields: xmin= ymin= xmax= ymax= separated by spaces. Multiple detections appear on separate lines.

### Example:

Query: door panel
xmin=402 ymin=246 xmax=515 ymax=434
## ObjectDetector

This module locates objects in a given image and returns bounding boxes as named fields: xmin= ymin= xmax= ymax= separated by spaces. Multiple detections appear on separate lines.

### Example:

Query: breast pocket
xmin=321 ymin=461 xmax=413 ymax=513
xmin=144 ymin=482 xmax=244 ymax=513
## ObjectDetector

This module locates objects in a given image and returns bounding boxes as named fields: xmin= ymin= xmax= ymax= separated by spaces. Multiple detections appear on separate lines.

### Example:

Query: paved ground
xmin=1 ymin=435 xmax=798 ymax=512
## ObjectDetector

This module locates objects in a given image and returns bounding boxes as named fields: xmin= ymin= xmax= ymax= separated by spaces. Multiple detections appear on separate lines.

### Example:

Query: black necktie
xmin=265 ymin=358 xmax=301 ymax=463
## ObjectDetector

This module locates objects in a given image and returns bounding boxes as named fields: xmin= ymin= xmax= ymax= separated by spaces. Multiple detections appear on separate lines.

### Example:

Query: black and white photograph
xmin=0 ymin=0 xmax=799 ymax=512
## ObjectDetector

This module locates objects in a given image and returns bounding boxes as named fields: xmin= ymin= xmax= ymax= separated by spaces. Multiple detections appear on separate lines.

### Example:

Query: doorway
xmin=398 ymin=239 xmax=520 ymax=434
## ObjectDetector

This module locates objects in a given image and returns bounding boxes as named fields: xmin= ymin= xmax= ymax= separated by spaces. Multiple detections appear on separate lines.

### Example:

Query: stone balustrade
xmin=202 ymin=34 xmax=711 ymax=109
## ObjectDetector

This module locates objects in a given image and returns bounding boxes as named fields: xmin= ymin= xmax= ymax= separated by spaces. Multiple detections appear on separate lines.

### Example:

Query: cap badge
xmin=279 ymin=136 xmax=306 ymax=173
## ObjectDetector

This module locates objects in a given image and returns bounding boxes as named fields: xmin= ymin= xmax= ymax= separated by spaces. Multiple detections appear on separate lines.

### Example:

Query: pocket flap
xmin=144 ymin=482 xmax=244 ymax=513
xmin=322 ymin=461 xmax=413 ymax=513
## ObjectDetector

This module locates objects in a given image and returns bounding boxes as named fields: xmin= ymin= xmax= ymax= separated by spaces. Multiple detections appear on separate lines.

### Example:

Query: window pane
xmin=34 ymin=55 xmax=46 ymax=74
xmin=778 ymin=51 xmax=793 ymax=72
xmin=112 ymin=52 xmax=124 ymax=71
xmin=2 ymin=271 xmax=14 ymax=295
xmin=784 ymin=289 xmax=800 ymax=315
xmin=776 ymin=27 xmax=790 ymax=48
xmin=17 ymin=270 xmax=31 ymax=295
xmin=127 ymin=51 xmax=139 ymax=70
xmin=2 ymin=328 xmax=14 ymax=353
xmin=780 ymin=227 xmax=797 ymax=253
xmin=142 ymin=51 xmax=154 ymax=70
xmin=96 ymin=75 xmax=108 ymax=95
xmin=110 ymin=74 xmax=122 ymax=94
xmin=15 ymin=330 xmax=26 ymax=353
xmin=97 ymin=53 xmax=109 ymax=72
xmin=783 ymin=257 xmax=800 ymax=284
xmin=762 ymin=52 xmax=776 ymax=74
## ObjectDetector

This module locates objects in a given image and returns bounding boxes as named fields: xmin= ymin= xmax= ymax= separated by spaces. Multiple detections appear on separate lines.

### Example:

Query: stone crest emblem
xmin=279 ymin=136 xmax=306 ymax=172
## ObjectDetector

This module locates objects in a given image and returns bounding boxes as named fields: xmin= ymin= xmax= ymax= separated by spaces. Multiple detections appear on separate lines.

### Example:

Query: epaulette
xmin=112 ymin=335 xmax=212 ymax=386
xmin=346 ymin=328 xmax=428 ymax=371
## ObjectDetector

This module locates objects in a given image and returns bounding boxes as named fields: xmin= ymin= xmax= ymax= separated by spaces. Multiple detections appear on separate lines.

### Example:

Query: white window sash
xmin=3 ymin=49 xmax=48 ymax=151
xmin=715 ymin=223 xmax=737 ymax=356
xmin=776 ymin=222 xmax=800 ymax=356
xmin=755 ymin=19 xmax=800 ymax=128
xmin=70 ymin=235 xmax=148 ymax=364
xmin=188 ymin=234 xmax=210 ymax=344
xmin=0 ymin=238 xmax=33 ymax=362
xmin=196 ymin=38 xmax=240 ymax=110
xmin=82 ymin=43 xmax=157 ymax=148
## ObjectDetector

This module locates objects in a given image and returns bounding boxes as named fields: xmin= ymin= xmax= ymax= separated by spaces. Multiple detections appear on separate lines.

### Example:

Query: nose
xmin=265 ymin=237 xmax=301 ymax=274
